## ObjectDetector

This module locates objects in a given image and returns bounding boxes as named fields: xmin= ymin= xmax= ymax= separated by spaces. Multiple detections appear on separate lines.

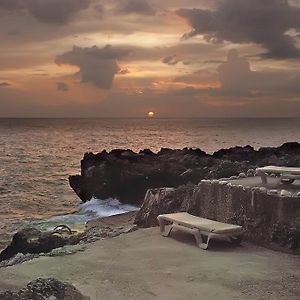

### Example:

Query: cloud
xmin=55 ymin=45 xmax=130 ymax=89
xmin=56 ymin=82 xmax=69 ymax=92
xmin=216 ymin=49 xmax=253 ymax=95
xmin=0 ymin=0 xmax=23 ymax=10
xmin=177 ymin=0 xmax=300 ymax=59
xmin=162 ymin=55 xmax=191 ymax=66
xmin=162 ymin=55 xmax=179 ymax=65
xmin=0 ymin=82 xmax=10 ymax=87
xmin=216 ymin=50 xmax=300 ymax=96
xmin=117 ymin=0 xmax=156 ymax=15
xmin=204 ymin=60 xmax=225 ymax=64
xmin=0 ymin=0 xmax=91 ymax=24
xmin=169 ymin=86 xmax=207 ymax=96
xmin=119 ymin=68 xmax=130 ymax=74
xmin=172 ymin=49 xmax=300 ymax=98
xmin=7 ymin=30 xmax=22 ymax=36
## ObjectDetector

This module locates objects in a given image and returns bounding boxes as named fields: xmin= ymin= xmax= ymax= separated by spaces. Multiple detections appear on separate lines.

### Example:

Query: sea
xmin=0 ymin=117 xmax=300 ymax=249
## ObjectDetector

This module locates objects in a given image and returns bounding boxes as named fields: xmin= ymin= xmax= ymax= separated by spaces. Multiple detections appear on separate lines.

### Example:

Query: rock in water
xmin=0 ymin=278 xmax=90 ymax=300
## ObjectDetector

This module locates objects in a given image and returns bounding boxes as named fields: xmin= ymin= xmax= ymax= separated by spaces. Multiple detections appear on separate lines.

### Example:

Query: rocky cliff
xmin=69 ymin=142 xmax=300 ymax=204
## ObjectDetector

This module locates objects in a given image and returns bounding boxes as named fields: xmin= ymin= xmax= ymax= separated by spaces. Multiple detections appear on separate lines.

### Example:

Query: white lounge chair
xmin=256 ymin=166 xmax=300 ymax=185
xmin=157 ymin=212 xmax=243 ymax=250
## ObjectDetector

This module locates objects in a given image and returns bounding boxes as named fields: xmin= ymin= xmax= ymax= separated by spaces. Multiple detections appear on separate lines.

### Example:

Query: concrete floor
xmin=229 ymin=176 xmax=300 ymax=195
xmin=0 ymin=228 xmax=300 ymax=300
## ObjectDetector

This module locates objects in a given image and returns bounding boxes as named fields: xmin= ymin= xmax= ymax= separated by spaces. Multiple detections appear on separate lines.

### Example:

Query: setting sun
xmin=148 ymin=111 xmax=155 ymax=117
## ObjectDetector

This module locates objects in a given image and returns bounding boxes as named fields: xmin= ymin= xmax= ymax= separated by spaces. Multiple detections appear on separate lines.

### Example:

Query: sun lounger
xmin=157 ymin=212 xmax=243 ymax=250
xmin=256 ymin=166 xmax=300 ymax=185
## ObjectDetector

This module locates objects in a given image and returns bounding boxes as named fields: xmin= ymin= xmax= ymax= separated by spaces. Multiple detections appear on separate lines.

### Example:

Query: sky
xmin=0 ymin=0 xmax=300 ymax=117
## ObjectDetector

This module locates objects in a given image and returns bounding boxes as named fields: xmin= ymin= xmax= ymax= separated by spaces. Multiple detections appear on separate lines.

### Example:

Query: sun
xmin=148 ymin=111 xmax=155 ymax=117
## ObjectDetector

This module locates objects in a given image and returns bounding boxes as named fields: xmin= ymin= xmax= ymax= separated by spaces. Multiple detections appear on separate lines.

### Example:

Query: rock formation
xmin=0 ymin=278 xmax=89 ymax=300
xmin=0 ymin=227 xmax=82 ymax=262
xmin=0 ymin=217 xmax=138 ymax=264
xmin=69 ymin=142 xmax=300 ymax=204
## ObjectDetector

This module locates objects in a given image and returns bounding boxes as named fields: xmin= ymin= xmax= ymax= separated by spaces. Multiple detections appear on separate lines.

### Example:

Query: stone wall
xmin=135 ymin=180 xmax=300 ymax=251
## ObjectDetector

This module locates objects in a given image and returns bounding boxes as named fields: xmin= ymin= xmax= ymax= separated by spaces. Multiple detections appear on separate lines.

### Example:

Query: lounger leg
xmin=257 ymin=170 xmax=267 ymax=184
xmin=157 ymin=216 xmax=173 ymax=237
xmin=194 ymin=231 xmax=211 ymax=250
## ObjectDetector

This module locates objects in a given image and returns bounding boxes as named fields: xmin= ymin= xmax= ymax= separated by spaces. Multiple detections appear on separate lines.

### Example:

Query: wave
xmin=29 ymin=197 xmax=138 ymax=231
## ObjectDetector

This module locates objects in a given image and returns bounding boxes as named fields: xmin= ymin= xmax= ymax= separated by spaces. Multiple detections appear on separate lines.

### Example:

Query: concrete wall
xmin=135 ymin=180 xmax=300 ymax=251
xmin=191 ymin=181 xmax=300 ymax=250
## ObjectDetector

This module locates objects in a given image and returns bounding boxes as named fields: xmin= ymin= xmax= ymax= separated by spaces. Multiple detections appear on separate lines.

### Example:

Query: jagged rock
xmin=69 ymin=143 xmax=300 ymax=204
xmin=0 ymin=228 xmax=82 ymax=262
xmin=69 ymin=175 xmax=93 ymax=202
xmin=135 ymin=185 xmax=197 ymax=227
xmin=0 ymin=278 xmax=89 ymax=300
xmin=212 ymin=145 xmax=255 ymax=161
xmin=280 ymin=189 xmax=292 ymax=197
xmin=247 ymin=169 xmax=255 ymax=177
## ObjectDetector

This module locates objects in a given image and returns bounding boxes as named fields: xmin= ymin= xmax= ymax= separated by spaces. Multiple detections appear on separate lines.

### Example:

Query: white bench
xmin=157 ymin=212 xmax=243 ymax=250
xmin=256 ymin=166 xmax=300 ymax=185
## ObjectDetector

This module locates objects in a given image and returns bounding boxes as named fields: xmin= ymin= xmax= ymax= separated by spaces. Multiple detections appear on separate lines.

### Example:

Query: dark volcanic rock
xmin=212 ymin=145 xmax=255 ymax=161
xmin=69 ymin=143 xmax=300 ymax=204
xmin=69 ymin=175 xmax=93 ymax=202
xmin=0 ymin=278 xmax=89 ymax=300
xmin=0 ymin=228 xmax=82 ymax=262
xmin=135 ymin=185 xmax=196 ymax=227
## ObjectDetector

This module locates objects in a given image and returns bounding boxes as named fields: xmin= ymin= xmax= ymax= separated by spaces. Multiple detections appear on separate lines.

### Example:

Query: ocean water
xmin=0 ymin=118 xmax=300 ymax=249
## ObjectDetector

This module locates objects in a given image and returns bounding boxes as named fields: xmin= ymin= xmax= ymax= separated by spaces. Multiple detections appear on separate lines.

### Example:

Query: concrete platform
xmin=1 ymin=228 xmax=300 ymax=300
xmin=229 ymin=176 xmax=300 ymax=194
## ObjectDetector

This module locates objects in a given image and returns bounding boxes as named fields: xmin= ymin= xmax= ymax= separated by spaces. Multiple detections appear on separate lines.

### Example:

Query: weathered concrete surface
xmin=135 ymin=178 xmax=300 ymax=251
xmin=0 ymin=228 xmax=300 ymax=300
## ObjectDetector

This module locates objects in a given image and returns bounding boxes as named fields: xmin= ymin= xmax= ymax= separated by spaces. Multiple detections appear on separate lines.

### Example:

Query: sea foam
xmin=29 ymin=197 xmax=138 ymax=231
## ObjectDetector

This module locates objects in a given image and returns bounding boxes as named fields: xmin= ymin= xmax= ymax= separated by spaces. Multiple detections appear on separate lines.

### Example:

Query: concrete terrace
xmin=0 ymin=228 xmax=300 ymax=300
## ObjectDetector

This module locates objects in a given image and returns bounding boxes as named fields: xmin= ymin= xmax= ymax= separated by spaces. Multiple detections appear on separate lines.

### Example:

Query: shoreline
xmin=0 ymin=211 xmax=138 ymax=268
xmin=2 ymin=142 xmax=300 ymax=264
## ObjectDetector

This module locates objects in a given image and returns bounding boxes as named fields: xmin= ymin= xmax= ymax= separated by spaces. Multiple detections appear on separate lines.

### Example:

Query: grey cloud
xmin=94 ymin=4 xmax=104 ymax=13
xmin=0 ymin=0 xmax=91 ymax=24
xmin=56 ymin=82 xmax=69 ymax=92
xmin=0 ymin=82 xmax=10 ymax=87
xmin=0 ymin=0 xmax=23 ymax=10
xmin=7 ymin=30 xmax=22 ymax=36
xmin=162 ymin=55 xmax=191 ymax=66
xmin=55 ymin=45 xmax=130 ymax=89
xmin=173 ymin=49 xmax=300 ymax=98
xmin=169 ymin=86 xmax=208 ymax=96
xmin=217 ymin=50 xmax=300 ymax=96
xmin=177 ymin=0 xmax=300 ymax=59
xmin=217 ymin=49 xmax=253 ymax=95
xmin=162 ymin=55 xmax=179 ymax=65
xmin=204 ymin=60 xmax=225 ymax=64
xmin=117 ymin=0 xmax=156 ymax=15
